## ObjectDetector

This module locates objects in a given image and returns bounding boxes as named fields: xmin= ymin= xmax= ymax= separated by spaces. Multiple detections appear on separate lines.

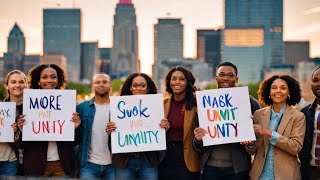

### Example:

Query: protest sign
xmin=196 ymin=87 xmax=256 ymax=146
xmin=110 ymin=94 xmax=166 ymax=153
xmin=0 ymin=102 xmax=16 ymax=142
xmin=22 ymin=89 xmax=76 ymax=141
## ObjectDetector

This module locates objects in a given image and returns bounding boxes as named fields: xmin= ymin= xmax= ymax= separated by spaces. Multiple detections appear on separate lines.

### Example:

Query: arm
xmin=273 ymin=113 xmax=306 ymax=155
xmin=192 ymin=114 xmax=206 ymax=152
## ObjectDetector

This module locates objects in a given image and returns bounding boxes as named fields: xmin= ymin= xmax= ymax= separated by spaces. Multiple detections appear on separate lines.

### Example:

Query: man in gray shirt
xmin=193 ymin=62 xmax=260 ymax=180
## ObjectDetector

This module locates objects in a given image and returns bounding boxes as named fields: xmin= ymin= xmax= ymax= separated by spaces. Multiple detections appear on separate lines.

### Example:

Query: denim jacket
xmin=76 ymin=97 xmax=111 ymax=167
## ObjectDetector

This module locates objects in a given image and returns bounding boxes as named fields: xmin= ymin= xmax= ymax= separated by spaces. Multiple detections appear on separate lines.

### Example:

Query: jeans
xmin=202 ymin=165 xmax=249 ymax=180
xmin=115 ymin=155 xmax=158 ymax=180
xmin=79 ymin=162 xmax=115 ymax=180
xmin=0 ymin=160 xmax=18 ymax=176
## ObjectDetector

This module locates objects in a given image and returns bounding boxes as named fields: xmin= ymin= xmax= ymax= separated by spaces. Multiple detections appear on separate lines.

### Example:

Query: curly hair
xmin=28 ymin=64 xmax=67 ymax=89
xmin=120 ymin=73 xmax=157 ymax=96
xmin=5 ymin=70 xmax=27 ymax=96
xmin=257 ymin=75 xmax=301 ymax=106
xmin=165 ymin=66 xmax=197 ymax=110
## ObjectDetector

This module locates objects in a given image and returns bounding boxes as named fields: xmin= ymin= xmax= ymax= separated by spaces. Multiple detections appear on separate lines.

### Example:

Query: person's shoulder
xmin=301 ymin=103 xmax=312 ymax=113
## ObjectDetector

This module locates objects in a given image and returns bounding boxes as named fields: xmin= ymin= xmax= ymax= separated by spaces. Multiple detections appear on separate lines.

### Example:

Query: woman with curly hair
xmin=158 ymin=66 xmax=200 ymax=180
xmin=18 ymin=64 xmax=80 ymax=177
xmin=106 ymin=72 xmax=169 ymax=180
xmin=247 ymin=75 xmax=306 ymax=180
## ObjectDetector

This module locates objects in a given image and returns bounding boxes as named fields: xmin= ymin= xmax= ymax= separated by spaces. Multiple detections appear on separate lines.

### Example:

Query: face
xmin=6 ymin=73 xmax=27 ymax=98
xmin=216 ymin=66 xmax=238 ymax=88
xmin=170 ymin=71 xmax=187 ymax=95
xmin=93 ymin=74 xmax=111 ymax=97
xmin=311 ymin=69 xmax=320 ymax=99
xmin=270 ymin=78 xmax=290 ymax=105
xmin=130 ymin=76 xmax=149 ymax=95
xmin=39 ymin=67 xmax=58 ymax=89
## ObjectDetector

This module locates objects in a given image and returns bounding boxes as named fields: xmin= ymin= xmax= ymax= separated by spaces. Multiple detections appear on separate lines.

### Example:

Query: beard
xmin=95 ymin=91 xmax=109 ymax=97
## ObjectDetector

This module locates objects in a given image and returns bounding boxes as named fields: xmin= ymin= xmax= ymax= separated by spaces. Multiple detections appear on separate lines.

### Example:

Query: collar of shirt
xmin=271 ymin=105 xmax=286 ymax=118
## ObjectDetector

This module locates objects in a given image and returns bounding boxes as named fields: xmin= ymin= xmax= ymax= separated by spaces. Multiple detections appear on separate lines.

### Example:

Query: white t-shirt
xmin=47 ymin=141 xmax=60 ymax=161
xmin=88 ymin=103 xmax=112 ymax=165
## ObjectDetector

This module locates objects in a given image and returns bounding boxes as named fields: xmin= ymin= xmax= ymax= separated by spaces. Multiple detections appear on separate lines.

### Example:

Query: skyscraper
xmin=80 ymin=42 xmax=99 ymax=83
xmin=197 ymin=29 xmax=221 ymax=76
xmin=111 ymin=0 xmax=140 ymax=79
xmin=153 ymin=18 xmax=183 ymax=65
xmin=284 ymin=41 xmax=310 ymax=66
xmin=152 ymin=18 xmax=184 ymax=88
xmin=4 ymin=23 xmax=26 ymax=75
xmin=43 ymin=9 xmax=81 ymax=82
xmin=8 ymin=23 xmax=25 ymax=54
xmin=223 ymin=0 xmax=284 ymax=83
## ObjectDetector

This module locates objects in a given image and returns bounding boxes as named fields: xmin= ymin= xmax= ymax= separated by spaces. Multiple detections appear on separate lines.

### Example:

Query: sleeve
xmin=192 ymin=114 xmax=205 ymax=152
xmin=274 ymin=112 xmax=306 ymax=155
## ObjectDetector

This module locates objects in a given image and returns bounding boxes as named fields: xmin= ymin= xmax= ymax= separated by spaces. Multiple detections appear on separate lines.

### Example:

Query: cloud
xmin=303 ymin=6 xmax=320 ymax=15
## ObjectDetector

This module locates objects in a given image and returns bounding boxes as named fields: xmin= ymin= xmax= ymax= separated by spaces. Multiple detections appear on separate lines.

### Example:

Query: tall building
xmin=223 ymin=0 xmax=284 ymax=83
xmin=197 ymin=29 xmax=221 ymax=76
xmin=8 ymin=23 xmax=25 ymax=54
xmin=40 ymin=54 xmax=67 ymax=73
xmin=43 ymin=9 xmax=81 ymax=82
xmin=99 ymin=48 xmax=112 ymax=74
xmin=154 ymin=18 xmax=183 ymax=65
xmin=111 ymin=0 xmax=140 ymax=79
xmin=152 ymin=18 xmax=183 ymax=87
xmin=80 ymin=42 xmax=99 ymax=83
xmin=284 ymin=41 xmax=309 ymax=66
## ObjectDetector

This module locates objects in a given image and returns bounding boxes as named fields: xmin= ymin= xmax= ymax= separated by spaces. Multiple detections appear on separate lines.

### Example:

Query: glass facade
xmin=43 ymin=9 xmax=81 ymax=82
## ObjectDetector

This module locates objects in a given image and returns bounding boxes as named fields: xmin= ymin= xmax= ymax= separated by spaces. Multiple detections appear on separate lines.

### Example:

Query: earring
xmin=288 ymin=95 xmax=290 ymax=99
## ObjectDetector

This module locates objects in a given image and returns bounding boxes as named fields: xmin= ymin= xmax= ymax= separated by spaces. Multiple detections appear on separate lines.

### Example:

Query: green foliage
xmin=112 ymin=79 xmax=124 ymax=93
xmin=65 ymin=82 xmax=91 ymax=95
xmin=0 ymin=84 xmax=6 ymax=101
xmin=205 ymin=84 xmax=217 ymax=90
xmin=246 ymin=82 xmax=260 ymax=99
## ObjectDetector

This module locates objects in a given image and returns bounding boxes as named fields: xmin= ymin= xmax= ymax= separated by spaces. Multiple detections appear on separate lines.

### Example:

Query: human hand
xmin=17 ymin=115 xmax=26 ymax=131
xmin=106 ymin=122 xmax=117 ymax=135
xmin=159 ymin=119 xmax=170 ymax=131
xmin=194 ymin=127 xmax=207 ymax=141
xmin=71 ymin=112 xmax=81 ymax=129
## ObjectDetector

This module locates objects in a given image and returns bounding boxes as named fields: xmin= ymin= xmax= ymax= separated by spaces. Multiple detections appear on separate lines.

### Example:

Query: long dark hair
xmin=120 ymin=73 xmax=157 ymax=96
xmin=165 ymin=66 xmax=197 ymax=110
xmin=28 ymin=64 xmax=67 ymax=89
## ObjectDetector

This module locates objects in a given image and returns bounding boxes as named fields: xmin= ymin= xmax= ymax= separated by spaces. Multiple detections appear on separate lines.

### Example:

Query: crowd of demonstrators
xmin=106 ymin=73 xmax=169 ymax=180
xmin=1 ymin=62 xmax=320 ymax=180
xmin=193 ymin=62 xmax=260 ymax=180
xmin=158 ymin=66 xmax=200 ymax=180
xmin=248 ymin=75 xmax=306 ymax=180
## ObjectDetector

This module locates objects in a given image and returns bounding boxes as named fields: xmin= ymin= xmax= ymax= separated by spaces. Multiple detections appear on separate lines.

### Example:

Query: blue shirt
xmin=259 ymin=105 xmax=286 ymax=180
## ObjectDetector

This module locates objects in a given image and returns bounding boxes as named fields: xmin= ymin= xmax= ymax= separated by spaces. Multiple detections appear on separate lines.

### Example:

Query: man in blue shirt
xmin=77 ymin=73 xmax=115 ymax=180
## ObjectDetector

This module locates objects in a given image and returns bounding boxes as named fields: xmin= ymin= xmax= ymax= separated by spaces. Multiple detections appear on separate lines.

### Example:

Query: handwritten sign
xmin=110 ymin=94 xmax=166 ymax=154
xmin=0 ymin=102 xmax=16 ymax=142
xmin=196 ymin=87 xmax=256 ymax=146
xmin=22 ymin=89 xmax=76 ymax=141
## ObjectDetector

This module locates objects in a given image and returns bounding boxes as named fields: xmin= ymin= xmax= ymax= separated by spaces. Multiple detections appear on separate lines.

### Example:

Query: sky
xmin=0 ymin=0 xmax=320 ymax=75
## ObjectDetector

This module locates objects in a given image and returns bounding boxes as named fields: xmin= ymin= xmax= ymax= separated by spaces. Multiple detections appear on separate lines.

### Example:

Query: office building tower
xmin=284 ymin=41 xmax=310 ymax=66
xmin=81 ymin=42 xmax=99 ymax=83
xmin=43 ymin=9 xmax=81 ymax=82
xmin=197 ymin=29 xmax=221 ymax=76
xmin=223 ymin=0 xmax=284 ymax=83
xmin=111 ymin=0 xmax=140 ymax=79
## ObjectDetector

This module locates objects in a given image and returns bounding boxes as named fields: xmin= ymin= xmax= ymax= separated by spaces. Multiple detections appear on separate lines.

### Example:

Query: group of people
xmin=0 ymin=62 xmax=319 ymax=180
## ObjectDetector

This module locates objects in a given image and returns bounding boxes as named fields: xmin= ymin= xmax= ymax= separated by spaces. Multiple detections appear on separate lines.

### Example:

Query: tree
xmin=65 ymin=82 xmax=91 ymax=95
xmin=0 ymin=84 xmax=7 ymax=101
xmin=111 ymin=79 xmax=124 ymax=94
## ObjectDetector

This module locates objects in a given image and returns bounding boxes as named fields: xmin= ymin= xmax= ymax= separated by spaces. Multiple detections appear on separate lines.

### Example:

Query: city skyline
xmin=0 ymin=0 xmax=320 ymax=75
